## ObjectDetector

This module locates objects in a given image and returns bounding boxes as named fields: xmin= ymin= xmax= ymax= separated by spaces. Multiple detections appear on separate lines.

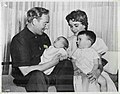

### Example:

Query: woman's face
xmin=68 ymin=20 xmax=85 ymax=35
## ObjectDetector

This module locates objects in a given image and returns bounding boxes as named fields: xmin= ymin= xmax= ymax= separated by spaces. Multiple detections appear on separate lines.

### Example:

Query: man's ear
xmin=32 ymin=18 xmax=37 ymax=25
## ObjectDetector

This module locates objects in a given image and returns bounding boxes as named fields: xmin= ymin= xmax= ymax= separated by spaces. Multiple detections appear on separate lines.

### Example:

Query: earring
xmin=76 ymin=42 xmax=78 ymax=47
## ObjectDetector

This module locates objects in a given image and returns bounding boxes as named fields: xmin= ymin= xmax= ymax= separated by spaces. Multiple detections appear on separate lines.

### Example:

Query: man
xmin=10 ymin=7 xmax=74 ymax=92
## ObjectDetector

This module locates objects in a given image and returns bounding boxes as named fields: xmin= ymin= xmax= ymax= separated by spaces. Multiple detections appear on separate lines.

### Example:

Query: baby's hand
xmin=59 ymin=55 xmax=68 ymax=61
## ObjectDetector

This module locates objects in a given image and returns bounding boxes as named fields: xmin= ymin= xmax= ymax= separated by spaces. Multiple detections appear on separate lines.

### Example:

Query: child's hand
xmin=81 ymin=72 xmax=87 ymax=77
xmin=74 ymin=68 xmax=83 ymax=76
xmin=68 ymin=57 xmax=77 ymax=63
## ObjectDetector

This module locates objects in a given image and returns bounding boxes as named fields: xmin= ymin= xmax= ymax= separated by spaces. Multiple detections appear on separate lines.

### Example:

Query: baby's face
xmin=53 ymin=37 xmax=65 ymax=48
xmin=77 ymin=34 xmax=91 ymax=49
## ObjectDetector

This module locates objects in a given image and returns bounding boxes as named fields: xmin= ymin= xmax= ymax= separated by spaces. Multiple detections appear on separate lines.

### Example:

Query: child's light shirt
xmin=40 ymin=46 xmax=67 ymax=75
xmin=68 ymin=36 xmax=108 ymax=56
xmin=72 ymin=48 xmax=100 ymax=74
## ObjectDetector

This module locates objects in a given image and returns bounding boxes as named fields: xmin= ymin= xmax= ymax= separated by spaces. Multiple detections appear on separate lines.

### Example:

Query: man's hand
xmin=52 ymin=53 xmax=62 ymax=65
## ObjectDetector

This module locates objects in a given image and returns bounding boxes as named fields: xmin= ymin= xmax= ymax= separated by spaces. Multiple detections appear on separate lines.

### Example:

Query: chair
xmin=2 ymin=62 xmax=56 ymax=92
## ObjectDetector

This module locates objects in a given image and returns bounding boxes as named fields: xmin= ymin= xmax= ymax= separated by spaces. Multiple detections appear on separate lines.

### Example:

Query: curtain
xmin=0 ymin=1 xmax=118 ymax=74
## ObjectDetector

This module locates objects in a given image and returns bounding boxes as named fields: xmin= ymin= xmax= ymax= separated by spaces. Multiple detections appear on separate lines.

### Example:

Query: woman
xmin=65 ymin=9 xmax=117 ymax=92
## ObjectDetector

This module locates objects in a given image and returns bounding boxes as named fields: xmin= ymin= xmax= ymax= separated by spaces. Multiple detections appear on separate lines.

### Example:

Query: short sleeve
xmin=92 ymin=37 xmax=108 ymax=54
xmin=91 ymin=48 xmax=100 ymax=59
xmin=71 ymin=49 xmax=79 ymax=59
xmin=10 ymin=37 xmax=39 ymax=67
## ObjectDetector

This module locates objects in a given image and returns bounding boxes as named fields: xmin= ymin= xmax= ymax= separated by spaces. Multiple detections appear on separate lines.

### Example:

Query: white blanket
xmin=40 ymin=46 xmax=67 ymax=75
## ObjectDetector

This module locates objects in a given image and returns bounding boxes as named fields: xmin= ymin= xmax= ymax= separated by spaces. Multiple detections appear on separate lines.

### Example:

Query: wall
xmin=0 ymin=1 xmax=118 ymax=73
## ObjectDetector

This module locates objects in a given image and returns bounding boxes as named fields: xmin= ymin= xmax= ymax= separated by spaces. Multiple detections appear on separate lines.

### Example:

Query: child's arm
xmin=71 ymin=58 xmax=79 ymax=71
xmin=87 ymin=49 xmax=103 ymax=83
xmin=74 ymin=60 xmax=88 ymax=77
xmin=70 ymin=58 xmax=84 ymax=76
xmin=87 ymin=58 xmax=100 ymax=83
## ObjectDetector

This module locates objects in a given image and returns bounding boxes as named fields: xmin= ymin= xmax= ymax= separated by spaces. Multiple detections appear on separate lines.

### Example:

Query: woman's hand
xmin=87 ymin=69 xmax=101 ymax=83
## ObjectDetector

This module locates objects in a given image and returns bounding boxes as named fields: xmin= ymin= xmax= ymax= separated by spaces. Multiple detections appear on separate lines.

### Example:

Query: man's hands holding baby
xmin=52 ymin=53 xmax=68 ymax=65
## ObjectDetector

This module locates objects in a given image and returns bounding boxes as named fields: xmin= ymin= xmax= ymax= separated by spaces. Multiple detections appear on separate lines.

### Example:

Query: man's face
xmin=68 ymin=20 xmax=85 ymax=35
xmin=34 ymin=14 xmax=49 ymax=35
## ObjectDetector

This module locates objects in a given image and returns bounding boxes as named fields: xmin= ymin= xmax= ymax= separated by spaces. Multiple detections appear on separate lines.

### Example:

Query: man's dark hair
xmin=27 ymin=7 xmax=49 ymax=23
xmin=77 ymin=30 xmax=96 ymax=45
xmin=66 ymin=9 xmax=88 ymax=30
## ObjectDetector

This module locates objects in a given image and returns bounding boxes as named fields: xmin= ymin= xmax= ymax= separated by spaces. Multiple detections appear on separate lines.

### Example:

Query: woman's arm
xmin=87 ymin=58 xmax=103 ymax=83
xmin=92 ymin=37 xmax=108 ymax=55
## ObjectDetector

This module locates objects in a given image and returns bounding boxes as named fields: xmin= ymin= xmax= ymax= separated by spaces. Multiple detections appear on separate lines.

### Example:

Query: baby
xmin=72 ymin=30 xmax=107 ymax=92
xmin=40 ymin=36 xmax=69 ymax=75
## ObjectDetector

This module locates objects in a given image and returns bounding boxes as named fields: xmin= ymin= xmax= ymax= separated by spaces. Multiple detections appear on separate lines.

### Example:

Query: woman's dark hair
xmin=77 ymin=30 xmax=96 ymax=45
xmin=66 ymin=9 xmax=88 ymax=30
xmin=27 ymin=7 xmax=49 ymax=23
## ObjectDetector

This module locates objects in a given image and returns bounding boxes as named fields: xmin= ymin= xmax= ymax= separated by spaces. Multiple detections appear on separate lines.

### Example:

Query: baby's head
xmin=77 ymin=30 xmax=96 ymax=49
xmin=53 ymin=36 xmax=69 ymax=50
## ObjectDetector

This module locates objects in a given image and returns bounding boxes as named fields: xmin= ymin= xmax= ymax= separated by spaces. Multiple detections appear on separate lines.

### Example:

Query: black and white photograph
xmin=0 ymin=0 xmax=119 ymax=93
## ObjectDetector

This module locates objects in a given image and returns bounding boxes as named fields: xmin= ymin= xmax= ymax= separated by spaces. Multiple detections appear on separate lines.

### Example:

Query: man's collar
xmin=24 ymin=26 xmax=45 ymax=39
xmin=24 ymin=26 xmax=36 ymax=39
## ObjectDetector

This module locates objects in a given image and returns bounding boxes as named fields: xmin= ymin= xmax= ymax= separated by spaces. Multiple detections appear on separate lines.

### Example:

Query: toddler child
xmin=72 ymin=30 xmax=107 ymax=92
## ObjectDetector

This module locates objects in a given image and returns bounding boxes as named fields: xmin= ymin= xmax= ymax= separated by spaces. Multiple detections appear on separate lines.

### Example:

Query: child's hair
xmin=77 ymin=30 xmax=96 ymax=45
xmin=58 ymin=36 xmax=69 ymax=50
xmin=66 ymin=9 xmax=88 ymax=30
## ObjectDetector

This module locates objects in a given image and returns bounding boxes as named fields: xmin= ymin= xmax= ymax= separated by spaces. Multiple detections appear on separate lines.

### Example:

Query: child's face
xmin=77 ymin=34 xmax=91 ymax=49
xmin=53 ymin=37 xmax=65 ymax=48
xmin=68 ymin=20 xmax=85 ymax=35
